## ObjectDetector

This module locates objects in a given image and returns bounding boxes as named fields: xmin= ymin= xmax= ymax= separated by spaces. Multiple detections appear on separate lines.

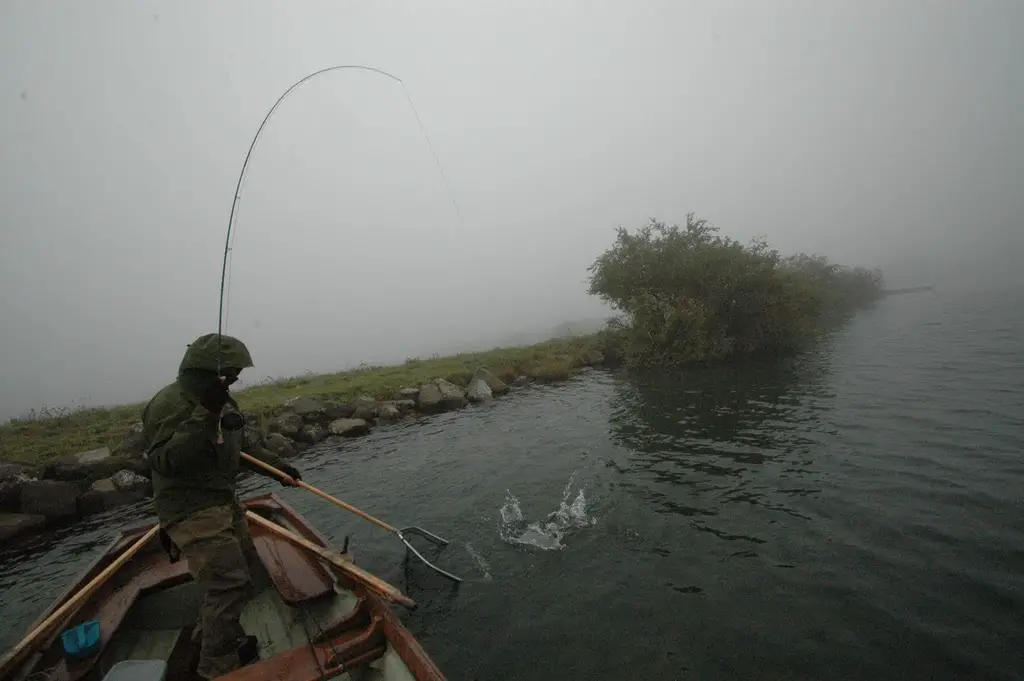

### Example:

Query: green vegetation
xmin=0 ymin=336 xmax=609 ymax=465
xmin=587 ymin=215 xmax=884 ymax=368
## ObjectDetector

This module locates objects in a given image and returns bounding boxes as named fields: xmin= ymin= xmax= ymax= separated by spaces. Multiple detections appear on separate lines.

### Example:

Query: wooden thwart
xmin=244 ymin=511 xmax=417 ymax=610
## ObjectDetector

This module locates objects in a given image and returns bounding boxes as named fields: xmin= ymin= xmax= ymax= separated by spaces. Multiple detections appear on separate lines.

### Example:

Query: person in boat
xmin=141 ymin=332 xmax=303 ymax=680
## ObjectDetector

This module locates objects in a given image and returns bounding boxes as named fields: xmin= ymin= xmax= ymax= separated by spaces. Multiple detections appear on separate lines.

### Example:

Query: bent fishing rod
xmin=211 ymin=65 xmax=465 ymax=582
xmin=215 ymin=63 xmax=464 ymax=364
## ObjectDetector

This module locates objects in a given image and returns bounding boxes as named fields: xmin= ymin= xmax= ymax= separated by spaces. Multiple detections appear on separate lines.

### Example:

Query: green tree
xmin=587 ymin=215 xmax=884 ymax=368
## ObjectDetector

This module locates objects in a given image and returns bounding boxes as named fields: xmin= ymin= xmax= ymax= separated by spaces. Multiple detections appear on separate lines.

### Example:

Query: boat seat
xmin=251 ymin=526 xmax=335 ymax=604
xmin=101 ymin=659 xmax=167 ymax=681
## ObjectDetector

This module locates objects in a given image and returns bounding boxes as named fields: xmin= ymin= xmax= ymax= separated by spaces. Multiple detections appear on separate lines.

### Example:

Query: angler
xmin=142 ymin=332 xmax=303 ymax=679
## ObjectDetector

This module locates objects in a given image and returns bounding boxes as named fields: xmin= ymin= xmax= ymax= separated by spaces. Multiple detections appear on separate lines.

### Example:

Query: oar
xmin=244 ymin=511 xmax=416 ymax=610
xmin=241 ymin=452 xmax=462 ymax=583
xmin=0 ymin=525 xmax=160 ymax=679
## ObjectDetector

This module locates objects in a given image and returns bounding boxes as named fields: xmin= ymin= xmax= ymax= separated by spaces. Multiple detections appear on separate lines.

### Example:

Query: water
xmin=2 ymin=286 xmax=1022 ymax=680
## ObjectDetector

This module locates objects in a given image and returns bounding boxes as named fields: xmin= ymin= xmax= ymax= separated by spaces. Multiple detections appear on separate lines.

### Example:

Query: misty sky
xmin=2 ymin=1 xmax=1022 ymax=421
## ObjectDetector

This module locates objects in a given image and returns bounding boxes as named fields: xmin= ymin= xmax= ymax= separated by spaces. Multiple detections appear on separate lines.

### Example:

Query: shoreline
xmin=0 ymin=334 xmax=611 ymax=546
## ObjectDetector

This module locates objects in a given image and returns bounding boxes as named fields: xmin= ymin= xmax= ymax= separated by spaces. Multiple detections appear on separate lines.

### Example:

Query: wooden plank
xmin=245 ymin=512 xmax=415 ymax=610
xmin=250 ymin=529 xmax=334 ymax=605
xmin=368 ymin=596 xmax=448 ymax=681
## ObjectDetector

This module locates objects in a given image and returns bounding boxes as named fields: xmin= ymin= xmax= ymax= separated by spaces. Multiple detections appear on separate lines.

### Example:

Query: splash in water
xmin=499 ymin=473 xmax=596 ymax=550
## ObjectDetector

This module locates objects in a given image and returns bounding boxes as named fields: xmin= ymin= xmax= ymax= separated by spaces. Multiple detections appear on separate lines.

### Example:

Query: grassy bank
xmin=0 ymin=335 xmax=609 ymax=466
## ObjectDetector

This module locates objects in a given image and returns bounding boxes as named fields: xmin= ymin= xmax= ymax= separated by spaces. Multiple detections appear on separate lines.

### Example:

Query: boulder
xmin=392 ymin=399 xmax=417 ymax=413
xmin=0 ymin=462 xmax=39 ymax=480
xmin=466 ymin=378 xmax=494 ymax=403
xmin=0 ymin=484 xmax=22 ymax=513
xmin=328 ymin=418 xmax=371 ymax=437
xmin=417 ymin=383 xmax=443 ymax=412
xmin=264 ymin=433 xmax=297 ymax=458
xmin=322 ymin=401 xmax=354 ymax=420
xmin=120 ymin=456 xmax=152 ymax=479
xmin=111 ymin=469 xmax=150 ymax=492
xmin=437 ymin=379 xmax=469 ymax=410
xmin=581 ymin=349 xmax=605 ymax=366
xmin=417 ymin=378 xmax=467 ymax=414
xmin=378 ymin=404 xmax=402 ymax=422
xmin=474 ymin=368 xmax=509 ymax=396
xmin=355 ymin=394 xmax=377 ymax=406
xmin=91 ymin=478 xmax=117 ymax=493
xmin=352 ymin=404 xmax=378 ymax=421
xmin=20 ymin=480 xmax=79 ymax=520
xmin=44 ymin=447 xmax=124 ymax=482
xmin=268 ymin=412 xmax=303 ymax=438
xmin=76 ymin=491 xmax=106 ymax=517
xmin=294 ymin=442 xmax=311 ymax=454
xmin=0 ymin=513 xmax=46 ymax=545
xmin=118 ymin=422 xmax=149 ymax=458
xmin=79 ymin=470 xmax=149 ymax=516
xmin=296 ymin=424 xmax=326 ymax=446
xmin=0 ymin=463 xmax=39 ymax=513
xmin=77 ymin=447 xmax=112 ymax=465
xmin=511 ymin=375 xmax=531 ymax=388
xmin=243 ymin=422 xmax=264 ymax=449
xmin=397 ymin=387 xmax=420 ymax=401
xmin=284 ymin=397 xmax=324 ymax=421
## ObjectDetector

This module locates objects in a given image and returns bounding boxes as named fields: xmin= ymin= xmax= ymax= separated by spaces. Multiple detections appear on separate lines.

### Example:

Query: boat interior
xmin=13 ymin=494 xmax=435 ymax=681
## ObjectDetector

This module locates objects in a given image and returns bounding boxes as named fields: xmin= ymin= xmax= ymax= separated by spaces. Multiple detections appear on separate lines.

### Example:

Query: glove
xmin=158 ymin=526 xmax=181 ymax=563
xmin=200 ymin=379 xmax=231 ymax=414
xmin=277 ymin=462 xmax=302 ymax=487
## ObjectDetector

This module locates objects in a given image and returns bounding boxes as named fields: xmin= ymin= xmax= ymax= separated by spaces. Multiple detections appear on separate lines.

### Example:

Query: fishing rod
xmin=216 ymin=64 xmax=464 ymax=363
xmin=211 ymin=65 xmax=465 ymax=582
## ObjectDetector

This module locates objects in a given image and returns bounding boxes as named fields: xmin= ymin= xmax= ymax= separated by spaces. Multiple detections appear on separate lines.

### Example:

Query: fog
xmin=1 ymin=1 xmax=1021 ymax=421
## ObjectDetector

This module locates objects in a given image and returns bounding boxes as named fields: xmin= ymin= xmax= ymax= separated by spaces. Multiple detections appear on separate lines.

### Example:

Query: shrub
xmin=587 ymin=215 xmax=883 ymax=368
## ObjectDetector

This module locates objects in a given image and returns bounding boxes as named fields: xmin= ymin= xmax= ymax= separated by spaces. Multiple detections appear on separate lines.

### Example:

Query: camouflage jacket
xmin=141 ymin=334 xmax=287 ymax=529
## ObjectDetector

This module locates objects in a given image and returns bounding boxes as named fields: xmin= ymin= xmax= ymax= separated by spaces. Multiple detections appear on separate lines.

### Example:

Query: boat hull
xmin=3 ymin=492 xmax=446 ymax=681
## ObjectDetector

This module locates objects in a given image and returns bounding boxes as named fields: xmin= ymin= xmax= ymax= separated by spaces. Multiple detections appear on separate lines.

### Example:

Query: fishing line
xmin=216 ymin=64 xmax=465 ymax=366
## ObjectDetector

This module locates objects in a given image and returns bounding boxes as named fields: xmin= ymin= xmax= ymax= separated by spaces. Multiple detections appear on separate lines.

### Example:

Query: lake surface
xmin=2 ymin=285 xmax=1022 ymax=680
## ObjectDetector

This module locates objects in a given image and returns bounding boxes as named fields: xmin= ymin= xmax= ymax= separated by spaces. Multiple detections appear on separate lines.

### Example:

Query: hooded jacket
xmin=141 ymin=333 xmax=287 ymax=529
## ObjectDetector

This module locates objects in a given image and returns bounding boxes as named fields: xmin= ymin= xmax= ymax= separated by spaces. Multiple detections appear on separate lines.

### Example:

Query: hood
xmin=178 ymin=333 xmax=255 ymax=375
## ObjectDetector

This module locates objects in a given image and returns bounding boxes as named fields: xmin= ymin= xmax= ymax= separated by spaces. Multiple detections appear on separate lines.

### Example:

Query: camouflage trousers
xmin=165 ymin=503 xmax=271 ymax=680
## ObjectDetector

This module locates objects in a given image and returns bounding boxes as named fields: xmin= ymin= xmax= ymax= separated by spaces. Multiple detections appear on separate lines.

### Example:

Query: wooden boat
xmin=1 ymin=492 xmax=447 ymax=681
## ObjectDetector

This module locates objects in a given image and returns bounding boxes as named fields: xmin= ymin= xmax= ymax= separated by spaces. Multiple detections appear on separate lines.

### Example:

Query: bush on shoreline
xmin=587 ymin=215 xmax=884 ymax=368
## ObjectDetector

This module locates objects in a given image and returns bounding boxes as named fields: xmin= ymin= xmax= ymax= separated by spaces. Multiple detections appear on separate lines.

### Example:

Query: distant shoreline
xmin=0 ymin=334 xmax=610 ymax=466
xmin=883 ymin=286 xmax=934 ymax=296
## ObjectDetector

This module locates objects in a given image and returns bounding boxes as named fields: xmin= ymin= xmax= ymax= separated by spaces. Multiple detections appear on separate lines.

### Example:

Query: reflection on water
xmin=607 ymin=355 xmax=834 ymax=524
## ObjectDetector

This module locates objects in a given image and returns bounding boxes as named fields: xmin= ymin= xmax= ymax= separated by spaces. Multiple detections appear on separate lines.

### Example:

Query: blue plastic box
xmin=61 ymin=620 xmax=101 ymax=661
